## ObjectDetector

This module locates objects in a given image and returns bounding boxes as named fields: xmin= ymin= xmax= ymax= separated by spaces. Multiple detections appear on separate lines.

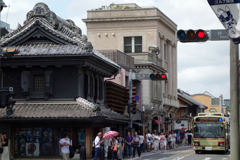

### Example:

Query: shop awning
xmin=153 ymin=119 xmax=162 ymax=124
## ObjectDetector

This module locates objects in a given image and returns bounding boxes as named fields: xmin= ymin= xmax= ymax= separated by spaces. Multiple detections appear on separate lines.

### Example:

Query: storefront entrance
xmin=13 ymin=127 xmax=86 ymax=158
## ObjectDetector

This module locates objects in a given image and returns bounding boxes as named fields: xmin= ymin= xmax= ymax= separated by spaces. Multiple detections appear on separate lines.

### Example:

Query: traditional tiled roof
xmin=0 ymin=97 xmax=129 ymax=121
xmin=0 ymin=3 xmax=120 ymax=69
xmin=10 ymin=44 xmax=120 ymax=68
xmin=178 ymin=89 xmax=208 ymax=109
xmin=1 ymin=18 xmax=78 ymax=46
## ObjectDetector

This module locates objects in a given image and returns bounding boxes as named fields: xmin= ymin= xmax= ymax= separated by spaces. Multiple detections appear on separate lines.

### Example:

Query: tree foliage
xmin=95 ymin=3 xmax=141 ymax=10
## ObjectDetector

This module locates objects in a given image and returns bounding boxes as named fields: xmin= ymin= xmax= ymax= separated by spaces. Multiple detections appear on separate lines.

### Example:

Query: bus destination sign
xmin=196 ymin=117 xmax=223 ymax=122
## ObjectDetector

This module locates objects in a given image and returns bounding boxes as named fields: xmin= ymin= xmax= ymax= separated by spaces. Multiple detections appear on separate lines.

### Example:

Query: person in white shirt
xmin=153 ymin=132 xmax=159 ymax=152
xmin=60 ymin=132 xmax=72 ymax=160
xmin=159 ymin=132 xmax=166 ymax=153
xmin=171 ymin=131 xmax=176 ymax=149
xmin=93 ymin=132 xmax=104 ymax=160
xmin=146 ymin=131 xmax=152 ymax=152
xmin=185 ymin=131 xmax=188 ymax=146
xmin=138 ymin=133 xmax=144 ymax=152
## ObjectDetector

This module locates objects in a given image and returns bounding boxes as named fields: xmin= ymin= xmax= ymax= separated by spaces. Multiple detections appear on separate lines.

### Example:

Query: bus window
xmin=194 ymin=123 xmax=225 ymax=138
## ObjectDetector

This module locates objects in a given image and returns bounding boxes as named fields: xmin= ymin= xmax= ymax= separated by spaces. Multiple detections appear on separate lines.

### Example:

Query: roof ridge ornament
xmin=23 ymin=2 xmax=82 ymax=36
xmin=17 ymin=23 xmax=22 ymax=29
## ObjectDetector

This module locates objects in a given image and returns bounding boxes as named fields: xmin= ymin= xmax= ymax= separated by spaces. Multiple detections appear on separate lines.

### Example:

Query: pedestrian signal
xmin=177 ymin=29 xmax=208 ymax=43
xmin=149 ymin=73 xmax=168 ymax=80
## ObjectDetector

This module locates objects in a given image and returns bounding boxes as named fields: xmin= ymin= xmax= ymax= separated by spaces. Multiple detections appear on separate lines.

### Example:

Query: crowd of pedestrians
xmin=92 ymin=130 xmax=193 ymax=160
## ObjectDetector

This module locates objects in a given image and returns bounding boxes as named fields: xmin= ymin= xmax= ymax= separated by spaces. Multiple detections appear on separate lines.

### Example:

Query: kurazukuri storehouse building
xmin=0 ymin=3 xmax=130 ymax=159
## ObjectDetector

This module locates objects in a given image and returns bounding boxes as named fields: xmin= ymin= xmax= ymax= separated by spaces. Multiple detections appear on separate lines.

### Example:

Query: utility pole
xmin=128 ymin=69 xmax=133 ymax=136
xmin=229 ymin=40 xmax=239 ymax=160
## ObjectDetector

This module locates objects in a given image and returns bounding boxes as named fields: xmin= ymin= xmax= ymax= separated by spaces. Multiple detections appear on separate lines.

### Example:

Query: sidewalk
xmin=127 ymin=145 xmax=192 ymax=160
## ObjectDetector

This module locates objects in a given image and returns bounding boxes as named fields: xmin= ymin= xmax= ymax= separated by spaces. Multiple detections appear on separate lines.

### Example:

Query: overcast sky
xmin=1 ymin=0 xmax=233 ymax=99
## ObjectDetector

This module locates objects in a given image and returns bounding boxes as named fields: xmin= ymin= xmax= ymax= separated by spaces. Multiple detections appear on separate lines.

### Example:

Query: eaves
xmin=134 ymin=62 xmax=167 ymax=73
xmin=178 ymin=96 xmax=193 ymax=106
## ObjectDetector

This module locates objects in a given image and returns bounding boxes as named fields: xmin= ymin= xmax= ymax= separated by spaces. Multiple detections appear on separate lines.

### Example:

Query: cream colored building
xmin=83 ymin=3 xmax=179 ymax=131
xmin=192 ymin=91 xmax=224 ymax=114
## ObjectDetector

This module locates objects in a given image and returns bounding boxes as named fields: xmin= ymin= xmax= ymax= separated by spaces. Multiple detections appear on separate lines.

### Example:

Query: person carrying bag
xmin=117 ymin=135 xmax=124 ymax=160
xmin=111 ymin=137 xmax=118 ymax=160
xmin=132 ymin=131 xmax=141 ymax=158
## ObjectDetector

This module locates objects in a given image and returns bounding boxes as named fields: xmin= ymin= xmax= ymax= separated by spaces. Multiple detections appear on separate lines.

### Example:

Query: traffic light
xmin=5 ymin=93 xmax=15 ymax=115
xmin=177 ymin=29 xmax=208 ymax=43
xmin=1 ymin=48 xmax=20 ymax=58
xmin=149 ymin=73 xmax=168 ymax=80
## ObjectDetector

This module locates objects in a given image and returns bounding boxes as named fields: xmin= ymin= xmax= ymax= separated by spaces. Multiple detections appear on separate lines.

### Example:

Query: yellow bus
xmin=192 ymin=113 xmax=230 ymax=154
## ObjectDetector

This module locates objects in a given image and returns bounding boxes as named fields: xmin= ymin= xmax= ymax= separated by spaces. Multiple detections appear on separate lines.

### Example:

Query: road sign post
xmin=229 ymin=40 xmax=239 ymax=160
xmin=0 ymin=87 xmax=13 ymax=92
xmin=134 ymin=95 xmax=140 ymax=101
xmin=209 ymin=29 xmax=229 ymax=41
xmin=207 ymin=1 xmax=240 ymax=159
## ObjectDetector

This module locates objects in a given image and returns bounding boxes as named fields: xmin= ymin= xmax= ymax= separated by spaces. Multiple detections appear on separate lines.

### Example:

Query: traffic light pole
xmin=230 ymin=41 xmax=240 ymax=160
xmin=128 ymin=69 xmax=133 ymax=136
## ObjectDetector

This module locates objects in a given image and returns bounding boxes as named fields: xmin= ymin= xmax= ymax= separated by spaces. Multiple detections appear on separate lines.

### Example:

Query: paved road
xmin=129 ymin=146 xmax=230 ymax=160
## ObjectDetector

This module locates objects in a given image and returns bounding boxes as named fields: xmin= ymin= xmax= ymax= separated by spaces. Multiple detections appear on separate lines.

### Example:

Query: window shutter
xmin=21 ymin=71 xmax=30 ymax=92
xmin=45 ymin=71 xmax=53 ymax=94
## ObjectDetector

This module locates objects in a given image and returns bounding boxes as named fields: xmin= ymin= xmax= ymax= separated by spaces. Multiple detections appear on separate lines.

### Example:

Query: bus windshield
xmin=194 ymin=123 xmax=225 ymax=138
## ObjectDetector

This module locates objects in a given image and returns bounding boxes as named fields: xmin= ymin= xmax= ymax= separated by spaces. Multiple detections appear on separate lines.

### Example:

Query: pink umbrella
xmin=103 ymin=131 xmax=119 ymax=139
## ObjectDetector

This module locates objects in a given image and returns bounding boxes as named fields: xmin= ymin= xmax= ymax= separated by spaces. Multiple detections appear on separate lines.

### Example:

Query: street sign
xmin=134 ymin=73 xmax=150 ymax=80
xmin=210 ymin=29 xmax=229 ymax=41
xmin=208 ymin=0 xmax=240 ymax=44
xmin=134 ymin=95 xmax=140 ymax=101
xmin=0 ymin=87 xmax=13 ymax=92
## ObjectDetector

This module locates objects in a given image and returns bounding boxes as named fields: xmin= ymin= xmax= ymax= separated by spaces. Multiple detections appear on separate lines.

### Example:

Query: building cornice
xmin=134 ymin=62 xmax=167 ymax=73
xmin=85 ymin=7 xmax=177 ymax=28
xmin=83 ymin=16 xmax=176 ymax=31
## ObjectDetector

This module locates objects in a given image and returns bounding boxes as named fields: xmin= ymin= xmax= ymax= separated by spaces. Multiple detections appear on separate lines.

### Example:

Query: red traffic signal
xmin=177 ymin=29 xmax=208 ymax=43
xmin=149 ymin=73 xmax=168 ymax=80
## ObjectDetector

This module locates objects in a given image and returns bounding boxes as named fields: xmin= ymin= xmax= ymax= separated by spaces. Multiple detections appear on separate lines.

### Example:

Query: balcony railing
xmin=98 ymin=50 xmax=134 ymax=69
xmin=126 ymin=52 xmax=162 ymax=67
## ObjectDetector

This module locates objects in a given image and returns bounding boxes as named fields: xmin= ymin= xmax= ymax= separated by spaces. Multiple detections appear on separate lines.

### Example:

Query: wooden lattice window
xmin=33 ymin=75 xmax=45 ymax=92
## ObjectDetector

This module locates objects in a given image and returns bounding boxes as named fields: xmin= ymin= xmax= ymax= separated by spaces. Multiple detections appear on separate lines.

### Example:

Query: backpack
xmin=148 ymin=135 xmax=151 ymax=141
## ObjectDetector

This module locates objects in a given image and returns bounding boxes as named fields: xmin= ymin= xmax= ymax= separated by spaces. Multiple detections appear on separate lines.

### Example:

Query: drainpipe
xmin=104 ymin=69 xmax=120 ymax=108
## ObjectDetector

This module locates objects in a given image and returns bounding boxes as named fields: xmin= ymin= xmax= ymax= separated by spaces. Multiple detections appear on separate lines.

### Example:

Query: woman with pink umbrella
xmin=103 ymin=131 xmax=119 ymax=160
